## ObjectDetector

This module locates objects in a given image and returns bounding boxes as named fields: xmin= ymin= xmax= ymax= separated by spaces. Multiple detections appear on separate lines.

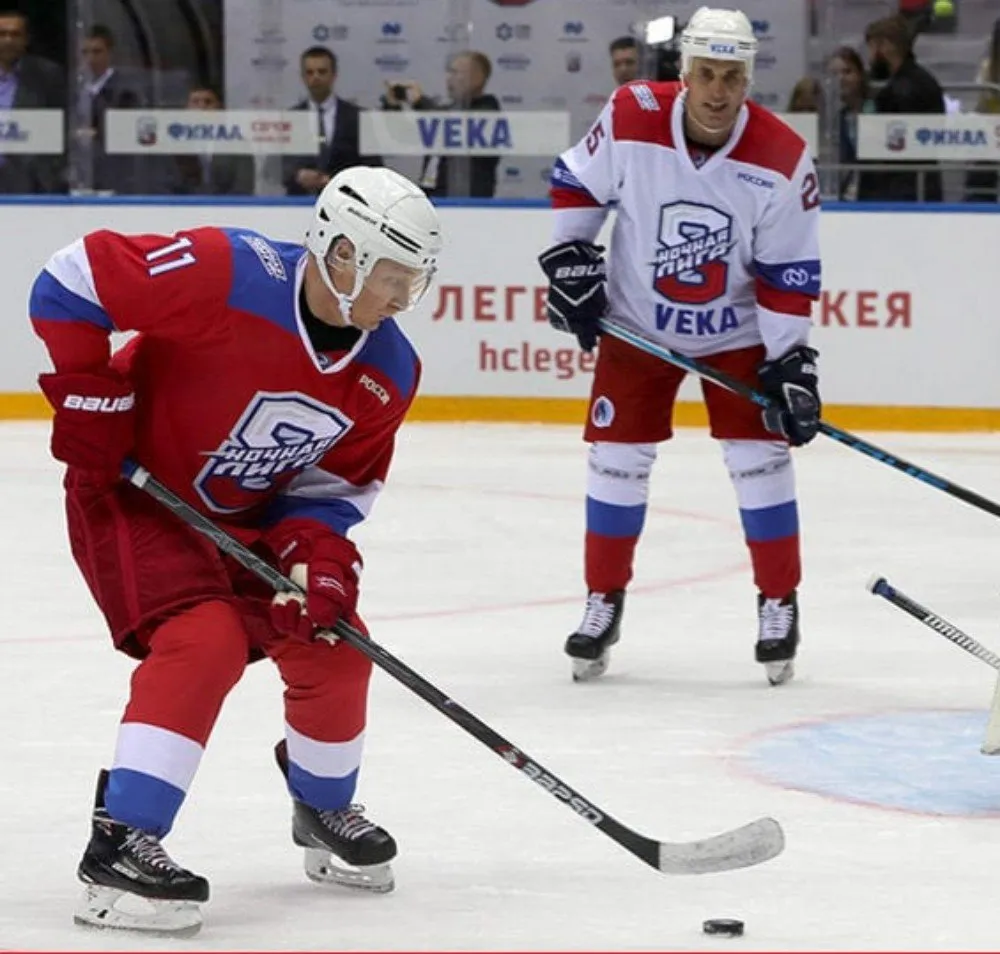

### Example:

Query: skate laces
xmin=318 ymin=804 xmax=377 ymax=841
xmin=578 ymin=592 xmax=616 ymax=638
xmin=122 ymin=829 xmax=184 ymax=873
xmin=759 ymin=598 xmax=794 ymax=643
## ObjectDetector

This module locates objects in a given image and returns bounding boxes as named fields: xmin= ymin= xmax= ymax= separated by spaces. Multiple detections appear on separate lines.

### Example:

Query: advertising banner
xmin=0 ymin=109 xmax=64 ymax=154
xmin=858 ymin=114 xmax=1000 ymax=161
xmin=360 ymin=110 xmax=570 ymax=156
xmin=1 ymin=203 xmax=998 ymax=420
xmin=105 ymin=110 xmax=317 ymax=155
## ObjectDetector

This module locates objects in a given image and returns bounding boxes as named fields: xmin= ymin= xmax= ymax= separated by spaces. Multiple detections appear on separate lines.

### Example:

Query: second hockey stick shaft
xmin=599 ymin=318 xmax=1000 ymax=522
xmin=868 ymin=576 xmax=1000 ymax=755
xmin=867 ymin=575 xmax=1000 ymax=672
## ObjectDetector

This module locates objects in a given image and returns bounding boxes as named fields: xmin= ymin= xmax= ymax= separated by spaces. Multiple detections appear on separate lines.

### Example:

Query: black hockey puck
xmin=703 ymin=919 xmax=745 ymax=937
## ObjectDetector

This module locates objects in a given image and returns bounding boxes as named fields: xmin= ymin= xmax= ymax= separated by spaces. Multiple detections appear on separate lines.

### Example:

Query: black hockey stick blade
xmin=123 ymin=460 xmax=785 ymax=876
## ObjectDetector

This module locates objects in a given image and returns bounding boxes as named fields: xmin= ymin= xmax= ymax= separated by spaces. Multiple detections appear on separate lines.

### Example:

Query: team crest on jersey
xmin=195 ymin=392 xmax=353 ymax=514
xmin=653 ymin=201 xmax=735 ymax=306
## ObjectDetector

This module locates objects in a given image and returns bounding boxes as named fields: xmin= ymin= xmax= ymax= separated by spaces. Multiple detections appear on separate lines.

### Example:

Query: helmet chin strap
xmin=687 ymin=109 xmax=736 ymax=139
xmin=313 ymin=250 xmax=366 ymax=328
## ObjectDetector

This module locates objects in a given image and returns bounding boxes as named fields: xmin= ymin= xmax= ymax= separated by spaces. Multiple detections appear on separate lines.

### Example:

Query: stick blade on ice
xmin=658 ymin=817 xmax=784 ymax=875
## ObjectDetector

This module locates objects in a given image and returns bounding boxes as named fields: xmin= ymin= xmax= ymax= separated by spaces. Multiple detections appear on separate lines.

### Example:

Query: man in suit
xmin=0 ymin=9 xmax=65 ymax=193
xmin=382 ymin=51 xmax=500 ymax=198
xmin=77 ymin=24 xmax=145 ymax=193
xmin=282 ymin=46 xmax=382 ymax=196
xmin=166 ymin=85 xmax=255 ymax=196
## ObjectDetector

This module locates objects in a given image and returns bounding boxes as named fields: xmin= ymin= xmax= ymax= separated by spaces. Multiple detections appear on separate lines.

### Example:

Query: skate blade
xmin=74 ymin=884 xmax=203 ymax=937
xmin=764 ymin=659 xmax=795 ymax=686
xmin=571 ymin=653 xmax=610 ymax=682
xmin=304 ymin=847 xmax=395 ymax=893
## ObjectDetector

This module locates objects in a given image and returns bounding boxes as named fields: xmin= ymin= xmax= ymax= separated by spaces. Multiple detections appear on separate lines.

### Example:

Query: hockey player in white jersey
xmin=538 ymin=7 xmax=822 ymax=685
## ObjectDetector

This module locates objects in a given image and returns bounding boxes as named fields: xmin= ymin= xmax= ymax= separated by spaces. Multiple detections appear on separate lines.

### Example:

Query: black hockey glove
xmin=537 ymin=240 xmax=607 ymax=353
xmin=758 ymin=346 xmax=821 ymax=447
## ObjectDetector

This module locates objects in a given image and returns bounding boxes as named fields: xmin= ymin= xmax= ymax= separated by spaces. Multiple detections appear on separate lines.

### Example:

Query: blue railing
xmin=0 ymin=195 xmax=995 ymax=212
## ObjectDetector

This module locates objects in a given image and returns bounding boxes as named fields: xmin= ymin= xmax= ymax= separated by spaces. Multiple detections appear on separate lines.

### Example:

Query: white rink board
xmin=2 ymin=203 xmax=999 ymax=408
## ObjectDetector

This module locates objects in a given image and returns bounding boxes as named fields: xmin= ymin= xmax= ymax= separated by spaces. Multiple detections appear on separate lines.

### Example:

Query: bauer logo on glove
xmin=537 ymin=240 xmax=608 ymax=353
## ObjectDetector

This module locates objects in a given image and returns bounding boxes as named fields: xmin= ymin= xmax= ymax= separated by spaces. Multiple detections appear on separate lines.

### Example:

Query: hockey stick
xmin=599 ymin=318 xmax=1000 ymax=522
xmin=122 ymin=460 xmax=784 ymax=875
xmin=867 ymin=575 xmax=1000 ymax=755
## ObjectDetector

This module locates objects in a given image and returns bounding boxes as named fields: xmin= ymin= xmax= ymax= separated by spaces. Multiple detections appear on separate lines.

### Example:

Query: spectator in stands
xmin=165 ymin=85 xmax=254 ymax=196
xmin=282 ymin=46 xmax=382 ymax=197
xmin=0 ymin=9 xmax=64 ymax=193
xmin=965 ymin=18 xmax=999 ymax=202
xmin=77 ymin=24 xmax=144 ymax=193
xmin=829 ymin=46 xmax=874 ymax=200
xmin=382 ymin=51 xmax=500 ymax=198
xmin=858 ymin=14 xmax=944 ymax=202
xmin=787 ymin=77 xmax=822 ymax=113
xmin=609 ymin=37 xmax=641 ymax=87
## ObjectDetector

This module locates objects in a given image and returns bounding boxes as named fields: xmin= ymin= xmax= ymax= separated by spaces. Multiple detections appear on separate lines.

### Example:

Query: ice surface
xmin=4 ymin=421 xmax=1000 ymax=951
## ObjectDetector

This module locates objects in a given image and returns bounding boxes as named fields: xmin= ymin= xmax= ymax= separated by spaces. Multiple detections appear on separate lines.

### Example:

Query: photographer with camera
xmin=381 ymin=51 xmax=500 ymax=198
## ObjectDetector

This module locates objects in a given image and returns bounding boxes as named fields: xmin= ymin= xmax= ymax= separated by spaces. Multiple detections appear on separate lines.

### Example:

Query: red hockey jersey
xmin=30 ymin=226 xmax=420 ymax=542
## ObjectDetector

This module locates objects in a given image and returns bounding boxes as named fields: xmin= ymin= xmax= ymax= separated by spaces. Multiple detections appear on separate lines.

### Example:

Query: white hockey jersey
xmin=551 ymin=81 xmax=821 ymax=359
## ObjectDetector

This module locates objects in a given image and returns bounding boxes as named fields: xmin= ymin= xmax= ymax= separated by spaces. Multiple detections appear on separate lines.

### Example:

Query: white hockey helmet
xmin=680 ymin=7 xmax=758 ymax=84
xmin=306 ymin=166 xmax=442 ymax=317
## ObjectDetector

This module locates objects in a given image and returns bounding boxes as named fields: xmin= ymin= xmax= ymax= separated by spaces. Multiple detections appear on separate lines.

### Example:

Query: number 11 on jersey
xmin=146 ymin=236 xmax=196 ymax=277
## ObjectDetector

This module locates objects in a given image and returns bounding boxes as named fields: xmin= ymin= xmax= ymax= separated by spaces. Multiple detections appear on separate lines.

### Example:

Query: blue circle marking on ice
xmin=741 ymin=710 xmax=1000 ymax=817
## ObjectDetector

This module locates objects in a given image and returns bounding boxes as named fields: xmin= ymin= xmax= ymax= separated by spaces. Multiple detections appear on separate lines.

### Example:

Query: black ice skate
xmin=565 ymin=590 xmax=625 ymax=682
xmin=755 ymin=591 xmax=800 ymax=686
xmin=275 ymin=740 xmax=396 ymax=893
xmin=74 ymin=769 xmax=209 ymax=937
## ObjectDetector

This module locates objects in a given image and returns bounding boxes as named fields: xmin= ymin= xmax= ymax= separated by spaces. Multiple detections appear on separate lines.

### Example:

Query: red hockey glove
xmin=269 ymin=534 xmax=362 ymax=641
xmin=38 ymin=369 xmax=136 ymax=480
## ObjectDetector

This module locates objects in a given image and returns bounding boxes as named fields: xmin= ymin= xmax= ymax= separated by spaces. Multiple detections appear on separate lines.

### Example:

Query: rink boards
xmin=2 ymin=198 xmax=997 ymax=431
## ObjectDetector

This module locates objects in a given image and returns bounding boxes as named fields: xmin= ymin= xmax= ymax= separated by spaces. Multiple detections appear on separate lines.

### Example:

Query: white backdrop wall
xmin=223 ymin=0 xmax=808 ymax=197
xmin=5 ymin=203 xmax=999 ymax=409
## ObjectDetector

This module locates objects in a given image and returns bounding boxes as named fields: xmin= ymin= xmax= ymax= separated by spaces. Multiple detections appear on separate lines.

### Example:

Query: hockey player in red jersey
xmin=538 ymin=7 xmax=822 ymax=685
xmin=31 ymin=166 xmax=442 ymax=935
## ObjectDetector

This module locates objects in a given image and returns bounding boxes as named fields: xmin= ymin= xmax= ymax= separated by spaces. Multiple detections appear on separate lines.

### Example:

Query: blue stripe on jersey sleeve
xmin=550 ymin=157 xmax=604 ymax=202
xmin=550 ymin=157 xmax=588 ymax=192
xmin=221 ymin=228 xmax=304 ymax=334
xmin=29 ymin=269 xmax=114 ymax=330
xmin=358 ymin=319 xmax=419 ymax=399
xmin=261 ymin=495 xmax=366 ymax=536
xmin=754 ymin=259 xmax=822 ymax=297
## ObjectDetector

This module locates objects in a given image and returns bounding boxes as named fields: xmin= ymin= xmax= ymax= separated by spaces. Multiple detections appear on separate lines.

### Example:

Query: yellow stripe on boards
xmin=1 ymin=392 xmax=999 ymax=433
xmin=408 ymin=398 xmax=1000 ymax=433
